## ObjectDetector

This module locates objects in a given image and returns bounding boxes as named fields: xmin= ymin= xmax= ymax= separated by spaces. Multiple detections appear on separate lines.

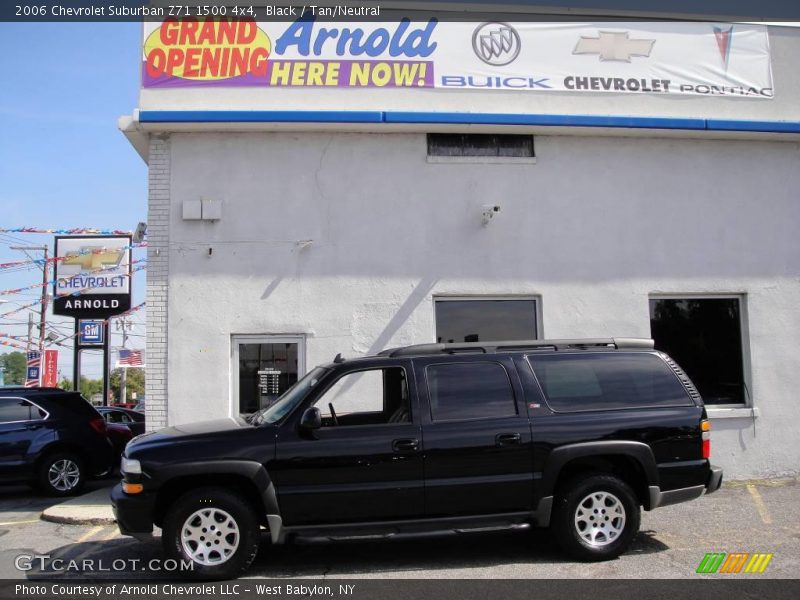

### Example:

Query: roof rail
xmin=379 ymin=338 xmax=653 ymax=358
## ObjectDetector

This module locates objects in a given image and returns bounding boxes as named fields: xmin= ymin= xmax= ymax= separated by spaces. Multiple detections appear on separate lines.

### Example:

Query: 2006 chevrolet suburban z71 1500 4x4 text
xmin=112 ymin=338 xmax=723 ymax=579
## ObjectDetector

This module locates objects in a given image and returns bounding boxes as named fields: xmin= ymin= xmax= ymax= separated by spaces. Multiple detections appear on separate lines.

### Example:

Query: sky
xmin=0 ymin=22 xmax=147 ymax=380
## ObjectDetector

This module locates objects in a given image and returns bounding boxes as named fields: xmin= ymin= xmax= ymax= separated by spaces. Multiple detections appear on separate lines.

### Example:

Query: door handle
xmin=392 ymin=438 xmax=419 ymax=453
xmin=495 ymin=433 xmax=522 ymax=446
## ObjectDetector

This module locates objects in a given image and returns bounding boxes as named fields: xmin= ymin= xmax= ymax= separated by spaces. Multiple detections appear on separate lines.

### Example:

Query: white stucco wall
xmin=159 ymin=131 xmax=800 ymax=480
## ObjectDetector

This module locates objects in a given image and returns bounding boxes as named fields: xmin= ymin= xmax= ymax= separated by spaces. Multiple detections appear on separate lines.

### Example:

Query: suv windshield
xmin=250 ymin=367 xmax=328 ymax=426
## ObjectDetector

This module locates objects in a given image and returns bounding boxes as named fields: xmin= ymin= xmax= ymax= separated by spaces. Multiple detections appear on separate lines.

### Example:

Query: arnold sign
xmin=142 ymin=19 xmax=773 ymax=98
xmin=53 ymin=236 xmax=132 ymax=319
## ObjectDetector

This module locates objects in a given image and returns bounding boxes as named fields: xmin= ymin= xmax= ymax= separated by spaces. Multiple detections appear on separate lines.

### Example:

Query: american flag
xmin=117 ymin=349 xmax=144 ymax=367
xmin=25 ymin=351 xmax=41 ymax=388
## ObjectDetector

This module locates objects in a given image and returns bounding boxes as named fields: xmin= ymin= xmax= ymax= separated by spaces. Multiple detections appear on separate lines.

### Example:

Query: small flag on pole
xmin=25 ymin=351 xmax=41 ymax=387
xmin=117 ymin=349 xmax=144 ymax=367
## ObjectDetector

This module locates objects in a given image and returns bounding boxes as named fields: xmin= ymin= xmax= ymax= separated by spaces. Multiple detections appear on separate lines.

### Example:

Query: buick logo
xmin=472 ymin=22 xmax=521 ymax=66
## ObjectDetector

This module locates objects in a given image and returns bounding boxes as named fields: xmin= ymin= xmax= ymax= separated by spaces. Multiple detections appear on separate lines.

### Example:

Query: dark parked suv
xmin=113 ymin=338 xmax=723 ymax=579
xmin=0 ymin=387 xmax=114 ymax=495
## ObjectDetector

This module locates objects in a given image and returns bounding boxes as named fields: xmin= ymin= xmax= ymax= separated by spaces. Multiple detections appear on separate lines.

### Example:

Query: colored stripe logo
xmin=697 ymin=553 xmax=773 ymax=574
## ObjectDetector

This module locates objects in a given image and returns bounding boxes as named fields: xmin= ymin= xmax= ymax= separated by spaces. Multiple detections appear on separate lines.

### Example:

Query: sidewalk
xmin=40 ymin=484 xmax=116 ymax=525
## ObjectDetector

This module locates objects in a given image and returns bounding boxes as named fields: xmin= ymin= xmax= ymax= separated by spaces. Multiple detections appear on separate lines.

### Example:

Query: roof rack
xmin=378 ymin=338 xmax=653 ymax=358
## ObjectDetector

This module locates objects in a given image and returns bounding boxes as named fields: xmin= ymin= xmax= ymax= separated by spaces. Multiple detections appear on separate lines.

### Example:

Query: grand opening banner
xmin=141 ymin=19 xmax=773 ymax=98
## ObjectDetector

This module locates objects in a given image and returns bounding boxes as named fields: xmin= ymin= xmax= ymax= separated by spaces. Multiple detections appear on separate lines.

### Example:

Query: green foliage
xmin=110 ymin=367 xmax=145 ymax=402
xmin=0 ymin=351 xmax=27 ymax=385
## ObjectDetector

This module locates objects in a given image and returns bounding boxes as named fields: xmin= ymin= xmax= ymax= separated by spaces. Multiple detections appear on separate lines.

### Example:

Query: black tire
xmin=162 ymin=487 xmax=261 ymax=580
xmin=551 ymin=473 xmax=640 ymax=561
xmin=37 ymin=452 xmax=86 ymax=497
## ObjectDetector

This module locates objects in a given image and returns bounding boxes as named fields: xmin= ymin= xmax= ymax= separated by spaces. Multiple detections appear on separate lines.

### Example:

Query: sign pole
xmin=72 ymin=319 xmax=79 ymax=392
xmin=102 ymin=321 xmax=110 ymax=407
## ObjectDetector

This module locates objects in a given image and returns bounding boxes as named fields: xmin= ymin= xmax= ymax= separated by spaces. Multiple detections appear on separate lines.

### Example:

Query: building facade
xmin=121 ymin=16 xmax=800 ymax=479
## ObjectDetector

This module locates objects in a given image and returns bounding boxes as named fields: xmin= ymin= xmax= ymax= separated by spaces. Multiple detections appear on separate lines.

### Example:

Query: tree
xmin=0 ymin=351 xmax=26 ymax=385
xmin=110 ymin=367 xmax=145 ymax=403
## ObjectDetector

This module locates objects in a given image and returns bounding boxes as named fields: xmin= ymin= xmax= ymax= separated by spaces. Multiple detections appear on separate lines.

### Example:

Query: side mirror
xmin=299 ymin=407 xmax=321 ymax=431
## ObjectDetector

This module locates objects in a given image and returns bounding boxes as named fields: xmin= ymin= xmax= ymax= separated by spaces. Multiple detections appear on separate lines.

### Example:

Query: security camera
xmin=481 ymin=205 xmax=501 ymax=226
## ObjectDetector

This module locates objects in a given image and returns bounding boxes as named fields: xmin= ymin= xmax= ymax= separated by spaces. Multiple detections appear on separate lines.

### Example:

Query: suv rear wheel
xmin=552 ymin=473 xmax=640 ymax=561
xmin=38 ymin=452 xmax=85 ymax=497
xmin=162 ymin=488 xmax=261 ymax=580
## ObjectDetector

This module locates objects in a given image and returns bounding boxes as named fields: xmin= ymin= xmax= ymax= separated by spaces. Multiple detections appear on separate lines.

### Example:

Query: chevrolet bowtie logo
xmin=62 ymin=248 xmax=124 ymax=271
xmin=573 ymin=31 xmax=655 ymax=62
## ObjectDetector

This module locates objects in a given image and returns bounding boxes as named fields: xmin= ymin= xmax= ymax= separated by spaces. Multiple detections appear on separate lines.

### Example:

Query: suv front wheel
xmin=551 ymin=473 xmax=641 ymax=561
xmin=162 ymin=488 xmax=261 ymax=580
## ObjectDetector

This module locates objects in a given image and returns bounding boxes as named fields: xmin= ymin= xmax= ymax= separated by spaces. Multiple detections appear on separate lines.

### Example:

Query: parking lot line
xmin=0 ymin=519 xmax=40 ymax=526
xmin=101 ymin=526 xmax=120 ymax=541
xmin=746 ymin=483 xmax=773 ymax=524
xmin=76 ymin=525 xmax=105 ymax=543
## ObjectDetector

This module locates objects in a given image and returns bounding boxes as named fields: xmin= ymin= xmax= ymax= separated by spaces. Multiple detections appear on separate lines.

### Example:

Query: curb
xmin=40 ymin=512 xmax=116 ymax=526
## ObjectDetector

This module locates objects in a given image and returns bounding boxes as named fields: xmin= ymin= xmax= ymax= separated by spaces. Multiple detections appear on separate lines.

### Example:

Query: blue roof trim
xmin=706 ymin=119 xmax=800 ymax=133
xmin=384 ymin=112 xmax=705 ymax=130
xmin=138 ymin=110 xmax=800 ymax=134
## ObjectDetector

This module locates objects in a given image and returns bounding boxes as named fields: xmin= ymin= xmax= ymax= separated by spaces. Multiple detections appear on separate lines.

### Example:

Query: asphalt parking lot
xmin=0 ymin=478 xmax=797 ymax=580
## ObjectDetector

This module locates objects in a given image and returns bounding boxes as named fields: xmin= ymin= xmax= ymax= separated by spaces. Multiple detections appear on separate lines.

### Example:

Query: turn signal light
xmin=122 ymin=482 xmax=143 ymax=494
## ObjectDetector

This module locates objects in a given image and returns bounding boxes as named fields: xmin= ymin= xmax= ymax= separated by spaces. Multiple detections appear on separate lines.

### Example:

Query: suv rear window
xmin=426 ymin=362 xmax=517 ymax=421
xmin=46 ymin=392 xmax=99 ymax=417
xmin=528 ymin=353 xmax=692 ymax=412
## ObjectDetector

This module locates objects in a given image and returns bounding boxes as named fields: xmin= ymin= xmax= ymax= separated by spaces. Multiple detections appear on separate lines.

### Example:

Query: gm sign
xmin=79 ymin=320 xmax=105 ymax=346
xmin=53 ymin=235 xmax=132 ymax=319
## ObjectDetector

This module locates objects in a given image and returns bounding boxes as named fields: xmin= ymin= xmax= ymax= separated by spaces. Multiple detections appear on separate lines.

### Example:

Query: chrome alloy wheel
xmin=180 ymin=508 xmax=240 ymax=566
xmin=47 ymin=459 xmax=80 ymax=491
xmin=574 ymin=491 xmax=626 ymax=547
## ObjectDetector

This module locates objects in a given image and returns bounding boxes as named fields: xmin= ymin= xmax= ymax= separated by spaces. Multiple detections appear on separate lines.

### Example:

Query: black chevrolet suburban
xmin=112 ymin=338 xmax=723 ymax=579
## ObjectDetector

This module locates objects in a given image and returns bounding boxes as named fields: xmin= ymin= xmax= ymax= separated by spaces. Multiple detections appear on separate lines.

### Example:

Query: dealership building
xmin=120 ymin=6 xmax=800 ymax=479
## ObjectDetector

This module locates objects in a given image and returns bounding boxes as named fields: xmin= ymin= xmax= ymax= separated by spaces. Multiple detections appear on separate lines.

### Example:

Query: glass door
xmin=231 ymin=335 xmax=305 ymax=417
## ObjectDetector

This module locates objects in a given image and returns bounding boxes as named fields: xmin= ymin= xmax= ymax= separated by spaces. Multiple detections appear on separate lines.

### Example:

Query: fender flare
xmin=540 ymin=440 xmax=659 ymax=501
xmin=153 ymin=460 xmax=281 ymax=530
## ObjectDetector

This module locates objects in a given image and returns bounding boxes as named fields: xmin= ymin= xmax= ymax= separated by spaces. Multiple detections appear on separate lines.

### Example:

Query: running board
xmin=295 ymin=523 xmax=531 ymax=544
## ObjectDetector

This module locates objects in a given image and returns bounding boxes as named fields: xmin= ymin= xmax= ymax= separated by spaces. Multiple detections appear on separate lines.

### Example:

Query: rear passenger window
xmin=528 ymin=353 xmax=692 ymax=412
xmin=0 ymin=398 xmax=34 ymax=423
xmin=426 ymin=362 xmax=517 ymax=421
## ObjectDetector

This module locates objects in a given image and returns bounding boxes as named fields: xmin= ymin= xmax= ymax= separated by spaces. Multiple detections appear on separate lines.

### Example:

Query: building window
xmin=232 ymin=335 xmax=305 ymax=416
xmin=427 ymin=133 xmax=534 ymax=158
xmin=649 ymin=297 xmax=747 ymax=406
xmin=426 ymin=362 xmax=517 ymax=421
xmin=434 ymin=297 xmax=539 ymax=344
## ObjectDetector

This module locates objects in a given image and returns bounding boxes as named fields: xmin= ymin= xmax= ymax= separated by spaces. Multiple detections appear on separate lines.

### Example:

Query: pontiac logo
xmin=472 ymin=22 xmax=521 ymax=66
xmin=573 ymin=31 xmax=655 ymax=62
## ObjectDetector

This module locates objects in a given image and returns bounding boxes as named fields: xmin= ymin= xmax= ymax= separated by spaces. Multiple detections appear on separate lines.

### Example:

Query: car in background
xmin=106 ymin=421 xmax=135 ymax=461
xmin=114 ymin=403 xmax=138 ymax=410
xmin=97 ymin=406 xmax=146 ymax=437
xmin=133 ymin=400 xmax=145 ymax=413
xmin=0 ymin=387 xmax=114 ymax=496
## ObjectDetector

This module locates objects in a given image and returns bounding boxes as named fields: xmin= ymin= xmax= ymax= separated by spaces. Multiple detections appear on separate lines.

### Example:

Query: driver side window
xmin=313 ymin=367 xmax=410 ymax=427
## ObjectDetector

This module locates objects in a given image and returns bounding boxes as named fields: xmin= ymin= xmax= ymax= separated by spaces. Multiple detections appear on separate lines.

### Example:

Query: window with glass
xmin=426 ymin=362 xmax=517 ymax=421
xmin=435 ymin=298 xmax=539 ymax=344
xmin=529 ymin=353 xmax=693 ymax=412
xmin=0 ymin=398 xmax=35 ymax=423
xmin=312 ymin=367 xmax=410 ymax=427
xmin=649 ymin=297 xmax=747 ymax=405
xmin=234 ymin=337 xmax=304 ymax=416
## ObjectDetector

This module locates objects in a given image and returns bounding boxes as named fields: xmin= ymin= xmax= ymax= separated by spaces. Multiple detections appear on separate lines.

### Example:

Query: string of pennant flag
xmin=0 ymin=227 xmax=135 ymax=236
xmin=0 ymin=242 xmax=147 ymax=272
xmin=0 ymin=259 xmax=146 ymax=297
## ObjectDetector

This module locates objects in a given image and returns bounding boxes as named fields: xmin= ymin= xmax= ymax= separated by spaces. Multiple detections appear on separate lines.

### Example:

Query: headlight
xmin=120 ymin=457 xmax=141 ymax=475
